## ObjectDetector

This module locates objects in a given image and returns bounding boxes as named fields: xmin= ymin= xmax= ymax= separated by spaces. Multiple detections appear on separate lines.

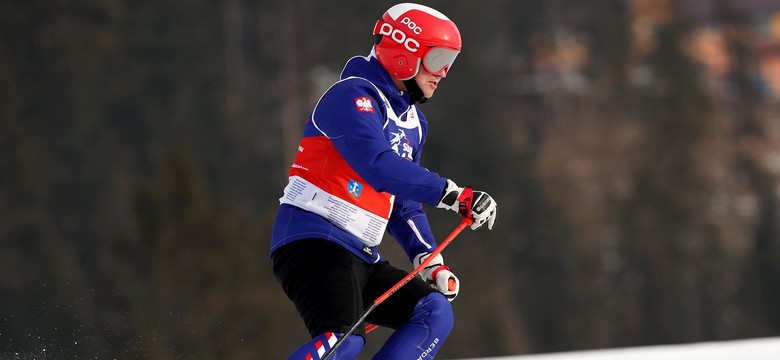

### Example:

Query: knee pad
xmin=412 ymin=292 xmax=454 ymax=335
xmin=287 ymin=332 xmax=363 ymax=360
xmin=373 ymin=293 xmax=454 ymax=359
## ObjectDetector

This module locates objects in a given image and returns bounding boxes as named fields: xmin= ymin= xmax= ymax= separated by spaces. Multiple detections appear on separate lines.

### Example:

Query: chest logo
xmin=355 ymin=97 xmax=375 ymax=113
xmin=390 ymin=129 xmax=413 ymax=160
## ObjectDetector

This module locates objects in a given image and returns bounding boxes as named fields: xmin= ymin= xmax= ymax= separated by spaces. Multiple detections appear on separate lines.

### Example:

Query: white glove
xmin=414 ymin=253 xmax=460 ymax=301
xmin=436 ymin=179 xmax=497 ymax=230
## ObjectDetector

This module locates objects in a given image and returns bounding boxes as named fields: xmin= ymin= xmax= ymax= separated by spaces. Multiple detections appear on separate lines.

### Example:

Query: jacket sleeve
xmin=387 ymin=198 xmax=438 ymax=262
xmin=387 ymin=119 xmax=440 ymax=262
xmin=310 ymin=79 xmax=446 ymax=206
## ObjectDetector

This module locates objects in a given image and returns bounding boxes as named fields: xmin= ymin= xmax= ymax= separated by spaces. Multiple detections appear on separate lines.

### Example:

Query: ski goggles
xmin=421 ymin=47 xmax=459 ymax=74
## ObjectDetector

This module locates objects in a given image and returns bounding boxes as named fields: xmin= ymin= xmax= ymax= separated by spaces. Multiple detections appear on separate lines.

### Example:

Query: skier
xmin=270 ymin=3 xmax=497 ymax=359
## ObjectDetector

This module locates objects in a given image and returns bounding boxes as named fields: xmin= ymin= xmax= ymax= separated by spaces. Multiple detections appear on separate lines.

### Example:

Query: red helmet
xmin=373 ymin=3 xmax=462 ymax=80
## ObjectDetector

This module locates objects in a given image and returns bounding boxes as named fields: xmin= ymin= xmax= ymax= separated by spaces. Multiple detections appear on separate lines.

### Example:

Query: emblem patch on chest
xmin=390 ymin=129 xmax=413 ymax=160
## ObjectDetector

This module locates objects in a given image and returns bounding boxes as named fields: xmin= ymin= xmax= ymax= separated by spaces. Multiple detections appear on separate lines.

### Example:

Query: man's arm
xmin=387 ymin=198 xmax=461 ymax=301
xmin=387 ymin=199 xmax=437 ymax=262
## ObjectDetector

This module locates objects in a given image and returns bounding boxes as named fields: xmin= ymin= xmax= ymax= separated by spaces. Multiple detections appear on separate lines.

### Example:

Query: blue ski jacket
xmin=270 ymin=53 xmax=448 ymax=264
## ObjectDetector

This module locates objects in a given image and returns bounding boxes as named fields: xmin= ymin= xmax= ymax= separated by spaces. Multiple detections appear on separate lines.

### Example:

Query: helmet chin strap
xmin=403 ymin=78 xmax=428 ymax=104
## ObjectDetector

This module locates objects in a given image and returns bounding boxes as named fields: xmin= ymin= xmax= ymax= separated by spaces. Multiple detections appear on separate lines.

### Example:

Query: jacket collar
xmin=340 ymin=50 xmax=412 ymax=114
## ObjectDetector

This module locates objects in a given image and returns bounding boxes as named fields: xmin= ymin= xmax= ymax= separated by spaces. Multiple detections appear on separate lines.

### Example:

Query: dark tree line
xmin=2 ymin=0 xmax=780 ymax=358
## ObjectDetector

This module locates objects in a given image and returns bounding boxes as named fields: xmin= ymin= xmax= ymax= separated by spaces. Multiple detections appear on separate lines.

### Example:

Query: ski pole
xmin=322 ymin=216 xmax=473 ymax=360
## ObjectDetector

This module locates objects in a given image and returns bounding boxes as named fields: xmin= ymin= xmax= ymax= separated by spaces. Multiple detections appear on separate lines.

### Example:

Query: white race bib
xmin=280 ymin=176 xmax=390 ymax=247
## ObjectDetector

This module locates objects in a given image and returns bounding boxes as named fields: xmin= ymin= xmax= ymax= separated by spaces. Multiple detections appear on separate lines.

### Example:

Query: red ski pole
xmin=322 ymin=216 xmax=473 ymax=360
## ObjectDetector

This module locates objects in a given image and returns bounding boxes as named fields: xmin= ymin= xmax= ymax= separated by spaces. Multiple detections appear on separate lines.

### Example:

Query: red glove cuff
xmin=430 ymin=265 xmax=451 ymax=280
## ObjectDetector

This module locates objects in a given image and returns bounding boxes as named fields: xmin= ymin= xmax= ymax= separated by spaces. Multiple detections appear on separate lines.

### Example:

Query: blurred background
xmin=2 ymin=0 xmax=780 ymax=359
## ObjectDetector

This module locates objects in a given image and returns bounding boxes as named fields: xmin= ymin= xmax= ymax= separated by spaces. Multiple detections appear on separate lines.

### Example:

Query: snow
xmin=453 ymin=337 xmax=780 ymax=360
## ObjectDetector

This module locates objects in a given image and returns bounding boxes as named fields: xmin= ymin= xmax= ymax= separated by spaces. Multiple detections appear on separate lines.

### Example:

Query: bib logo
xmin=390 ymin=129 xmax=413 ymax=160
xmin=347 ymin=180 xmax=363 ymax=198
xmin=355 ymin=97 xmax=374 ymax=113
xmin=377 ymin=21 xmax=420 ymax=53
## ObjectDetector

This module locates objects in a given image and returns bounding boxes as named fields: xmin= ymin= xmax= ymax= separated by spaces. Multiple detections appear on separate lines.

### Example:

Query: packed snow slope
xmin=453 ymin=337 xmax=780 ymax=360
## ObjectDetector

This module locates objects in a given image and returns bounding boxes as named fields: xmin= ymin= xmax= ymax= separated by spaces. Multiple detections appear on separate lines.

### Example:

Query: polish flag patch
xmin=355 ymin=97 xmax=374 ymax=113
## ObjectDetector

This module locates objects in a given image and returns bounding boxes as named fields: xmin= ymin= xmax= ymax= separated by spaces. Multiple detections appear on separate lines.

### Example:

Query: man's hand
xmin=436 ymin=179 xmax=497 ymax=230
xmin=414 ymin=253 xmax=460 ymax=301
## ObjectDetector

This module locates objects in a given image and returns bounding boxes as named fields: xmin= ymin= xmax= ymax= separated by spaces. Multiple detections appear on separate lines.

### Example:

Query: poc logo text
xmin=400 ymin=17 xmax=423 ymax=34
xmin=378 ymin=21 xmax=420 ymax=53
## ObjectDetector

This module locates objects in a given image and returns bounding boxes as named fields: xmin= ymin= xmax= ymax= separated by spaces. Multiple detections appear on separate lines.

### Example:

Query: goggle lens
xmin=423 ymin=47 xmax=459 ymax=74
